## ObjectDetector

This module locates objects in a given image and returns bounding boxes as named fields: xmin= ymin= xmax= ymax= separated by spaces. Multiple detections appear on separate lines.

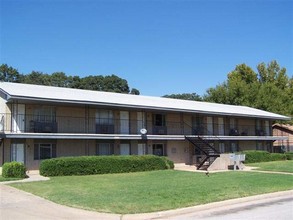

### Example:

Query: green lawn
xmin=10 ymin=170 xmax=293 ymax=214
xmin=248 ymin=160 xmax=293 ymax=173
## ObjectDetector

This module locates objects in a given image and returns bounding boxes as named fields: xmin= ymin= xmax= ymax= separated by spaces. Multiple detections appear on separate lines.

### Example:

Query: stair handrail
xmin=183 ymin=121 xmax=223 ymax=144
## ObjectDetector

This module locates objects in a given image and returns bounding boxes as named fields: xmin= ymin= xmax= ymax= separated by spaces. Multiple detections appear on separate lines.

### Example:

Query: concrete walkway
xmin=0 ymin=170 xmax=49 ymax=185
xmin=174 ymin=163 xmax=293 ymax=175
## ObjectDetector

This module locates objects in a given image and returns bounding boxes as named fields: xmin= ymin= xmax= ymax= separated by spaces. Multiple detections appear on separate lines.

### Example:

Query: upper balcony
xmin=0 ymin=113 xmax=278 ymax=140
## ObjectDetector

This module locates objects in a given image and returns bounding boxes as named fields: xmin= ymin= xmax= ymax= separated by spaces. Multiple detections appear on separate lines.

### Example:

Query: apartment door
xmin=218 ymin=117 xmax=224 ymax=135
xmin=12 ymin=104 xmax=25 ymax=133
xmin=11 ymin=143 xmax=25 ymax=164
xmin=120 ymin=143 xmax=130 ymax=155
xmin=137 ymin=112 xmax=146 ymax=133
xmin=219 ymin=142 xmax=225 ymax=153
xmin=120 ymin=111 xmax=129 ymax=134
xmin=265 ymin=120 xmax=269 ymax=135
xmin=231 ymin=142 xmax=237 ymax=152
xmin=207 ymin=117 xmax=213 ymax=135
xmin=137 ymin=143 xmax=146 ymax=155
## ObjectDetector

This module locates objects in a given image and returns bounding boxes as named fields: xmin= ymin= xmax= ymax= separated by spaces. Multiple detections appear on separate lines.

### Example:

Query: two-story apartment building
xmin=0 ymin=82 xmax=290 ymax=170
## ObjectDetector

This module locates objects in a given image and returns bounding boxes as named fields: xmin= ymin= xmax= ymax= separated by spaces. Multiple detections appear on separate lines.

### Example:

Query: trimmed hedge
xmin=40 ymin=155 xmax=174 ymax=177
xmin=2 ymin=162 xmax=26 ymax=178
xmin=285 ymin=152 xmax=293 ymax=160
xmin=241 ymin=150 xmax=287 ymax=163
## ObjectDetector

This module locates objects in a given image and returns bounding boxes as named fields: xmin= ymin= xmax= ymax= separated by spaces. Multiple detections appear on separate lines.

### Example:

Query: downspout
xmin=2 ymin=139 xmax=4 ymax=165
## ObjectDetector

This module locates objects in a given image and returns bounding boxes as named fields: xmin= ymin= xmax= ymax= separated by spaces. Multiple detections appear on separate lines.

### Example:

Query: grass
xmin=248 ymin=160 xmax=293 ymax=173
xmin=10 ymin=170 xmax=293 ymax=214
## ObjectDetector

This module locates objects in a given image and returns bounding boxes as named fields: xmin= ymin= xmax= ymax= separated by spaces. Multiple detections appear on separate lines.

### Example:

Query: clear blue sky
xmin=1 ymin=0 xmax=292 ymax=96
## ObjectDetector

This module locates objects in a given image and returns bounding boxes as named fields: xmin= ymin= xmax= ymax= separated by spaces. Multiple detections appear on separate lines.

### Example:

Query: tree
xmin=1 ymin=63 xmax=139 ymax=94
xmin=163 ymin=93 xmax=202 ymax=101
xmin=78 ymin=75 xmax=104 ymax=91
xmin=22 ymin=71 xmax=51 ymax=85
xmin=0 ymin=64 xmax=21 ymax=82
xmin=103 ymin=74 xmax=130 ymax=93
xmin=130 ymin=88 xmax=140 ymax=95
xmin=204 ymin=60 xmax=292 ymax=122
xmin=50 ymin=72 xmax=69 ymax=87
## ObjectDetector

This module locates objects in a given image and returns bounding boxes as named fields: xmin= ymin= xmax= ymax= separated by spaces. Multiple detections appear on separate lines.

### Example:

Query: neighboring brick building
xmin=273 ymin=124 xmax=293 ymax=152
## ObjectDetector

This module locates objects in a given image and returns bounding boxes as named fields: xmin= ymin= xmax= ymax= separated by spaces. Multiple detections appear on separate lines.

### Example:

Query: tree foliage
xmin=163 ymin=93 xmax=202 ymax=101
xmin=0 ymin=64 xmax=138 ymax=94
xmin=204 ymin=60 xmax=292 ymax=122
xmin=0 ymin=64 xmax=21 ymax=82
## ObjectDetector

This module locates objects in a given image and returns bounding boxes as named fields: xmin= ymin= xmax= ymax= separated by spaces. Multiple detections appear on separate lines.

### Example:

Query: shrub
xmin=2 ymin=162 xmax=26 ymax=178
xmin=241 ymin=150 xmax=287 ymax=163
xmin=40 ymin=155 xmax=174 ymax=177
xmin=270 ymin=153 xmax=287 ymax=161
xmin=162 ymin=157 xmax=175 ymax=169
xmin=285 ymin=152 xmax=293 ymax=160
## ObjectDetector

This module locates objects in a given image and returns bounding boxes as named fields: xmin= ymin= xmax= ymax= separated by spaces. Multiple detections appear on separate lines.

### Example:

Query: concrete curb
xmin=121 ymin=190 xmax=293 ymax=219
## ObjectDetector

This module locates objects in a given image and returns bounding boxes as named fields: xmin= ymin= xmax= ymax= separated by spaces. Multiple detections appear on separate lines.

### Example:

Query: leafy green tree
xmin=130 ymin=88 xmax=140 ymax=95
xmin=103 ymin=74 xmax=130 ymax=93
xmin=78 ymin=75 xmax=104 ymax=91
xmin=163 ymin=93 xmax=202 ymax=101
xmin=204 ymin=60 xmax=292 ymax=122
xmin=50 ymin=72 xmax=69 ymax=87
xmin=22 ymin=71 xmax=51 ymax=85
xmin=0 ymin=64 xmax=21 ymax=82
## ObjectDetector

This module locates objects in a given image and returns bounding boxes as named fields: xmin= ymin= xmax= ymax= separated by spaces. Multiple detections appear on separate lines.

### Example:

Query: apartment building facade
xmin=0 ymin=82 xmax=290 ymax=170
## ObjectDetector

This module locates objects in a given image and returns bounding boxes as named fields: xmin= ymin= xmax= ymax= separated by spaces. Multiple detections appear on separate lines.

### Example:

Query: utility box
xmin=229 ymin=153 xmax=246 ymax=170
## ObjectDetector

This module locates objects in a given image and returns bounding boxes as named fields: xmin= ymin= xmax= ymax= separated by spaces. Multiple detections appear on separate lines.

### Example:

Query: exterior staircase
xmin=185 ymin=136 xmax=220 ymax=170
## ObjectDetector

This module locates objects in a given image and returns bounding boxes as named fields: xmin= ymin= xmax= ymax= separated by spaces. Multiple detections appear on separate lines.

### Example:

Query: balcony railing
xmin=0 ymin=113 xmax=274 ymax=136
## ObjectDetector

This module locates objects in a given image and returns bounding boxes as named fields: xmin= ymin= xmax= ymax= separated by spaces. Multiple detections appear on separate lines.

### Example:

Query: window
xmin=192 ymin=116 xmax=204 ymax=135
xmin=33 ymin=106 xmax=56 ymax=122
xmin=153 ymin=114 xmax=167 ymax=135
xmin=96 ymin=110 xmax=114 ymax=125
xmin=97 ymin=143 xmax=113 ymax=155
xmin=152 ymin=144 xmax=165 ymax=156
xmin=34 ymin=143 xmax=56 ymax=160
xmin=96 ymin=110 xmax=114 ymax=134
xmin=153 ymin=114 xmax=166 ymax=126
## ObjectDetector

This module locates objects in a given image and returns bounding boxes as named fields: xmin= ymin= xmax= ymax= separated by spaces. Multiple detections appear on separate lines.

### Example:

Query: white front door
xmin=12 ymin=104 xmax=25 ymax=133
xmin=120 ymin=143 xmax=130 ymax=155
xmin=120 ymin=111 xmax=129 ymax=134
xmin=137 ymin=143 xmax=146 ymax=155
xmin=137 ymin=112 xmax=146 ymax=133
xmin=218 ymin=117 xmax=224 ymax=135
xmin=207 ymin=117 xmax=213 ymax=135
xmin=11 ymin=143 xmax=25 ymax=164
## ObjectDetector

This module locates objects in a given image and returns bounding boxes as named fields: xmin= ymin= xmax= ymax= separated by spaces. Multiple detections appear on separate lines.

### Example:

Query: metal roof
xmin=0 ymin=82 xmax=290 ymax=120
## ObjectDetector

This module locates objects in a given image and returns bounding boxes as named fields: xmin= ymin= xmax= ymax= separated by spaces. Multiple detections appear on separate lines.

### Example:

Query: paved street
xmin=164 ymin=197 xmax=293 ymax=220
